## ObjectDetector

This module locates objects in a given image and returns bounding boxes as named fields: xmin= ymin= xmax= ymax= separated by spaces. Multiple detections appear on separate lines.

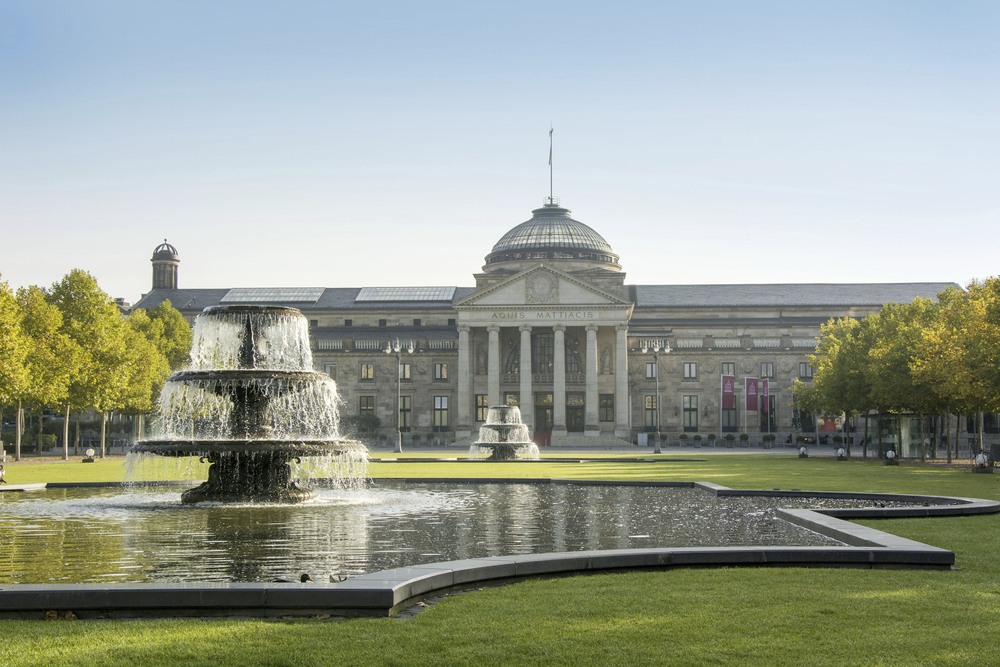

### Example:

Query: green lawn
xmin=2 ymin=455 xmax=998 ymax=666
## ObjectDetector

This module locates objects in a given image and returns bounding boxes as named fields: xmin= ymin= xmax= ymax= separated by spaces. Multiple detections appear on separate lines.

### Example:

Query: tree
xmin=15 ymin=286 xmax=80 ymax=460
xmin=146 ymin=299 xmax=192 ymax=369
xmin=913 ymin=280 xmax=1000 ymax=456
xmin=0 ymin=277 xmax=29 ymax=456
xmin=795 ymin=316 xmax=879 ymax=458
xmin=123 ymin=309 xmax=172 ymax=414
xmin=47 ymin=270 xmax=132 ymax=458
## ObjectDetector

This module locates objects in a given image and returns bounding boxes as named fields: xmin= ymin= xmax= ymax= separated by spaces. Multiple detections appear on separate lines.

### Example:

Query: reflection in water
xmin=1 ymin=482 xmax=905 ymax=585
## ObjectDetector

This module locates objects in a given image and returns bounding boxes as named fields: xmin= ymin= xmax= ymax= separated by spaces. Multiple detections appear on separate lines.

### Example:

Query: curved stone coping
xmin=0 ymin=479 xmax=996 ymax=619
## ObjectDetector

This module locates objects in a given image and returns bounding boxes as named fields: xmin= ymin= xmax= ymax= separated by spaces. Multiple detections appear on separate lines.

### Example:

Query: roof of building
xmin=133 ymin=283 xmax=959 ymax=315
xmin=633 ymin=283 xmax=959 ymax=308
xmin=152 ymin=240 xmax=179 ymax=261
xmin=490 ymin=204 xmax=615 ymax=255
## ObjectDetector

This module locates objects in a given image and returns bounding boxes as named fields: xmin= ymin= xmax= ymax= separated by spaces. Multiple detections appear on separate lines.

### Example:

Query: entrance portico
xmin=454 ymin=264 xmax=633 ymax=445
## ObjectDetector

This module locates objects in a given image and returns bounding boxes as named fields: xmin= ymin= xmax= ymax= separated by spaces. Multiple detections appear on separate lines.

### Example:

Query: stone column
xmin=456 ymin=325 xmax=472 ymax=438
xmin=487 ymin=325 xmax=501 ymax=406
xmin=615 ymin=323 xmax=630 ymax=439
xmin=552 ymin=324 xmax=567 ymax=437
xmin=584 ymin=324 xmax=599 ymax=436
xmin=519 ymin=325 xmax=534 ymax=431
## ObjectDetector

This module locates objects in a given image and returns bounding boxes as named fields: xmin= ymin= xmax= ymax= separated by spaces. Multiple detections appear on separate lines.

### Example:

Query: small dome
xmin=152 ymin=240 xmax=179 ymax=261
xmin=485 ymin=202 xmax=619 ymax=269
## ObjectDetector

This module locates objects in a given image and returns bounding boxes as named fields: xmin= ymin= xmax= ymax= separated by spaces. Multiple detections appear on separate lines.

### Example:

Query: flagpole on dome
xmin=548 ymin=126 xmax=555 ymax=206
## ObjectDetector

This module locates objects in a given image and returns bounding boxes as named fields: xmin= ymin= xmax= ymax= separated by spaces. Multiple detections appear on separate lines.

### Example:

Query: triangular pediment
xmin=455 ymin=264 xmax=631 ymax=309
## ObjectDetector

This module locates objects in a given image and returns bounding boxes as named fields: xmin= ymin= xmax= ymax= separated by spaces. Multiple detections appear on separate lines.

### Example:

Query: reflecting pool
xmin=1 ymin=482 xmax=908 ymax=585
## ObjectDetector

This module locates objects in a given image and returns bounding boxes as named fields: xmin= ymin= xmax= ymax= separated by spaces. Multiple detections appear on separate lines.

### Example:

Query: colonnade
xmin=456 ymin=322 xmax=631 ymax=439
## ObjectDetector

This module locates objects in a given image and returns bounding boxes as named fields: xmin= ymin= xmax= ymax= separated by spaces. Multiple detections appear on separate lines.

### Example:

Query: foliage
xmin=0 ymin=277 xmax=28 ymax=406
xmin=15 ymin=286 xmax=79 ymax=411
xmin=800 ymin=279 xmax=1000 ymax=453
xmin=131 ymin=299 xmax=192 ymax=370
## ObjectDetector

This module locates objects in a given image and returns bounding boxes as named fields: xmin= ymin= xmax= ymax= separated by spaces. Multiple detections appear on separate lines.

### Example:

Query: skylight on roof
xmin=220 ymin=288 xmax=325 ymax=304
xmin=356 ymin=287 xmax=457 ymax=302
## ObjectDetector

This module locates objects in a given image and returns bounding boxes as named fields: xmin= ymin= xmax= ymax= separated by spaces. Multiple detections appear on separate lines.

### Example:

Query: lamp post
xmin=384 ymin=337 xmax=414 ymax=453
xmin=641 ymin=340 xmax=670 ymax=454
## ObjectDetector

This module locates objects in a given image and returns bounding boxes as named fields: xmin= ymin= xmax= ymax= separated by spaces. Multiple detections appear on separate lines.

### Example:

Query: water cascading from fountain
xmin=468 ymin=405 xmax=540 ymax=461
xmin=131 ymin=305 xmax=366 ymax=503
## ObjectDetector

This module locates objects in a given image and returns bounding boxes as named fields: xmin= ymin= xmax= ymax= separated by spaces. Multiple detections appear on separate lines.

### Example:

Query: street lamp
xmin=384 ymin=337 xmax=414 ymax=453
xmin=640 ymin=339 xmax=671 ymax=454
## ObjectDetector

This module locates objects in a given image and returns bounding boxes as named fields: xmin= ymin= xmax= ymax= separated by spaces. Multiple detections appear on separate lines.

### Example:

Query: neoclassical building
xmin=134 ymin=203 xmax=955 ymax=447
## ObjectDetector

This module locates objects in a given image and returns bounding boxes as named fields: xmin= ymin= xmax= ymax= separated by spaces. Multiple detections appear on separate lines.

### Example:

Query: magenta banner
xmin=745 ymin=377 xmax=759 ymax=411
xmin=721 ymin=375 xmax=735 ymax=410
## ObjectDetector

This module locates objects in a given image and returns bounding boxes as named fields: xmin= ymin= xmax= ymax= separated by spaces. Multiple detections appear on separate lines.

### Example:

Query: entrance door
xmin=534 ymin=393 xmax=553 ymax=446
xmin=566 ymin=407 xmax=584 ymax=432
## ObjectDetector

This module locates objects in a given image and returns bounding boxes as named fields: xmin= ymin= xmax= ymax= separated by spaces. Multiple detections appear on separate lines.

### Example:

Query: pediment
xmin=455 ymin=265 xmax=630 ymax=308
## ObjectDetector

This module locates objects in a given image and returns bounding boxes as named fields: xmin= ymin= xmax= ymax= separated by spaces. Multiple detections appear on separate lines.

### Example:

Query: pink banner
xmin=721 ymin=375 xmax=735 ymax=410
xmin=745 ymin=377 xmax=759 ymax=411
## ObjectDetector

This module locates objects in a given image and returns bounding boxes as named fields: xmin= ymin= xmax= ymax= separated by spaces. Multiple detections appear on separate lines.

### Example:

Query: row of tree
xmin=0 ymin=270 xmax=191 ymax=460
xmin=794 ymin=278 xmax=1000 ymax=461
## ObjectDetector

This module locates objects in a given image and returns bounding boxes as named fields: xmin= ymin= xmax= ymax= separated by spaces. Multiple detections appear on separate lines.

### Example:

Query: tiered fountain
xmin=132 ymin=305 xmax=365 ymax=503
xmin=469 ymin=405 xmax=540 ymax=461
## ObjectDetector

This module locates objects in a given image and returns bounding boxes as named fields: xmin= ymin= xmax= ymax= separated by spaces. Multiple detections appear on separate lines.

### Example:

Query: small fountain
xmin=132 ymin=305 xmax=365 ymax=503
xmin=469 ymin=405 xmax=540 ymax=461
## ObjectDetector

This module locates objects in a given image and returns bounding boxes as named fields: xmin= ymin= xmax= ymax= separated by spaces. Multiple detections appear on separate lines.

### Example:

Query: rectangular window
xmin=310 ymin=319 xmax=318 ymax=327
xmin=799 ymin=362 xmax=814 ymax=379
xmin=645 ymin=362 xmax=657 ymax=379
xmin=722 ymin=408 xmax=737 ymax=432
xmin=433 ymin=396 xmax=449 ymax=432
xmin=398 ymin=396 xmax=411 ymax=432
xmin=599 ymin=394 xmax=614 ymax=422
xmin=399 ymin=363 xmax=411 ymax=380
xmin=434 ymin=363 xmax=448 ymax=380
xmin=683 ymin=362 xmax=698 ymax=379
xmin=761 ymin=362 xmax=774 ymax=378
xmin=324 ymin=365 xmax=336 ymax=381
xmin=475 ymin=394 xmax=489 ymax=421
xmin=344 ymin=319 xmax=352 ymax=327
xmin=683 ymin=395 xmax=699 ymax=431
xmin=413 ymin=319 xmax=421 ymax=326
xmin=359 ymin=395 xmax=375 ymax=416
xmin=643 ymin=395 xmax=658 ymax=430
xmin=448 ymin=319 xmax=456 ymax=326
xmin=721 ymin=362 xmax=735 ymax=376
xmin=360 ymin=363 xmax=374 ymax=380
xmin=379 ymin=319 xmax=387 ymax=327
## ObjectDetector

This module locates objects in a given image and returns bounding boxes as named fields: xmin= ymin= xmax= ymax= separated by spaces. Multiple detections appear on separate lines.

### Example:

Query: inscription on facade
xmin=490 ymin=310 xmax=597 ymax=321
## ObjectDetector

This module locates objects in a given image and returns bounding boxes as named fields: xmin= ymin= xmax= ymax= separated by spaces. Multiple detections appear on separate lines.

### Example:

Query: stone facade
xmin=133 ymin=204 xmax=957 ymax=447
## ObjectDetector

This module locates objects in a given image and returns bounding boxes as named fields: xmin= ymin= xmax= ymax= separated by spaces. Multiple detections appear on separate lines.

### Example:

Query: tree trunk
xmin=945 ymin=413 xmax=952 ymax=464
xmin=846 ymin=414 xmax=852 ymax=458
xmin=918 ymin=411 xmax=926 ymax=462
xmin=896 ymin=415 xmax=903 ymax=459
xmin=100 ymin=411 xmax=107 ymax=459
xmin=62 ymin=404 xmax=70 ymax=461
xmin=74 ymin=413 xmax=80 ymax=456
xmin=37 ymin=409 xmax=44 ymax=456
xmin=979 ymin=410 xmax=985 ymax=456
xmin=863 ymin=413 xmax=869 ymax=459
xmin=876 ymin=412 xmax=883 ymax=458
xmin=15 ymin=401 xmax=22 ymax=461
xmin=955 ymin=413 xmax=962 ymax=460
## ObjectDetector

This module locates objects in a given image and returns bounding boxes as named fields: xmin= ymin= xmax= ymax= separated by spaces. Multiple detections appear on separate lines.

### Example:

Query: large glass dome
xmin=485 ymin=203 xmax=619 ymax=269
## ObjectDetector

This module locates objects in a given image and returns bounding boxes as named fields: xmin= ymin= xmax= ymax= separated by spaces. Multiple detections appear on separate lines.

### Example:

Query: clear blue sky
xmin=2 ymin=1 xmax=997 ymax=304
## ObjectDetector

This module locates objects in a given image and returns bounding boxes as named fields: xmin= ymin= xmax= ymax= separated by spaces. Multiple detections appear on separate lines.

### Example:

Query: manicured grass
xmin=1 ymin=455 xmax=998 ymax=666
